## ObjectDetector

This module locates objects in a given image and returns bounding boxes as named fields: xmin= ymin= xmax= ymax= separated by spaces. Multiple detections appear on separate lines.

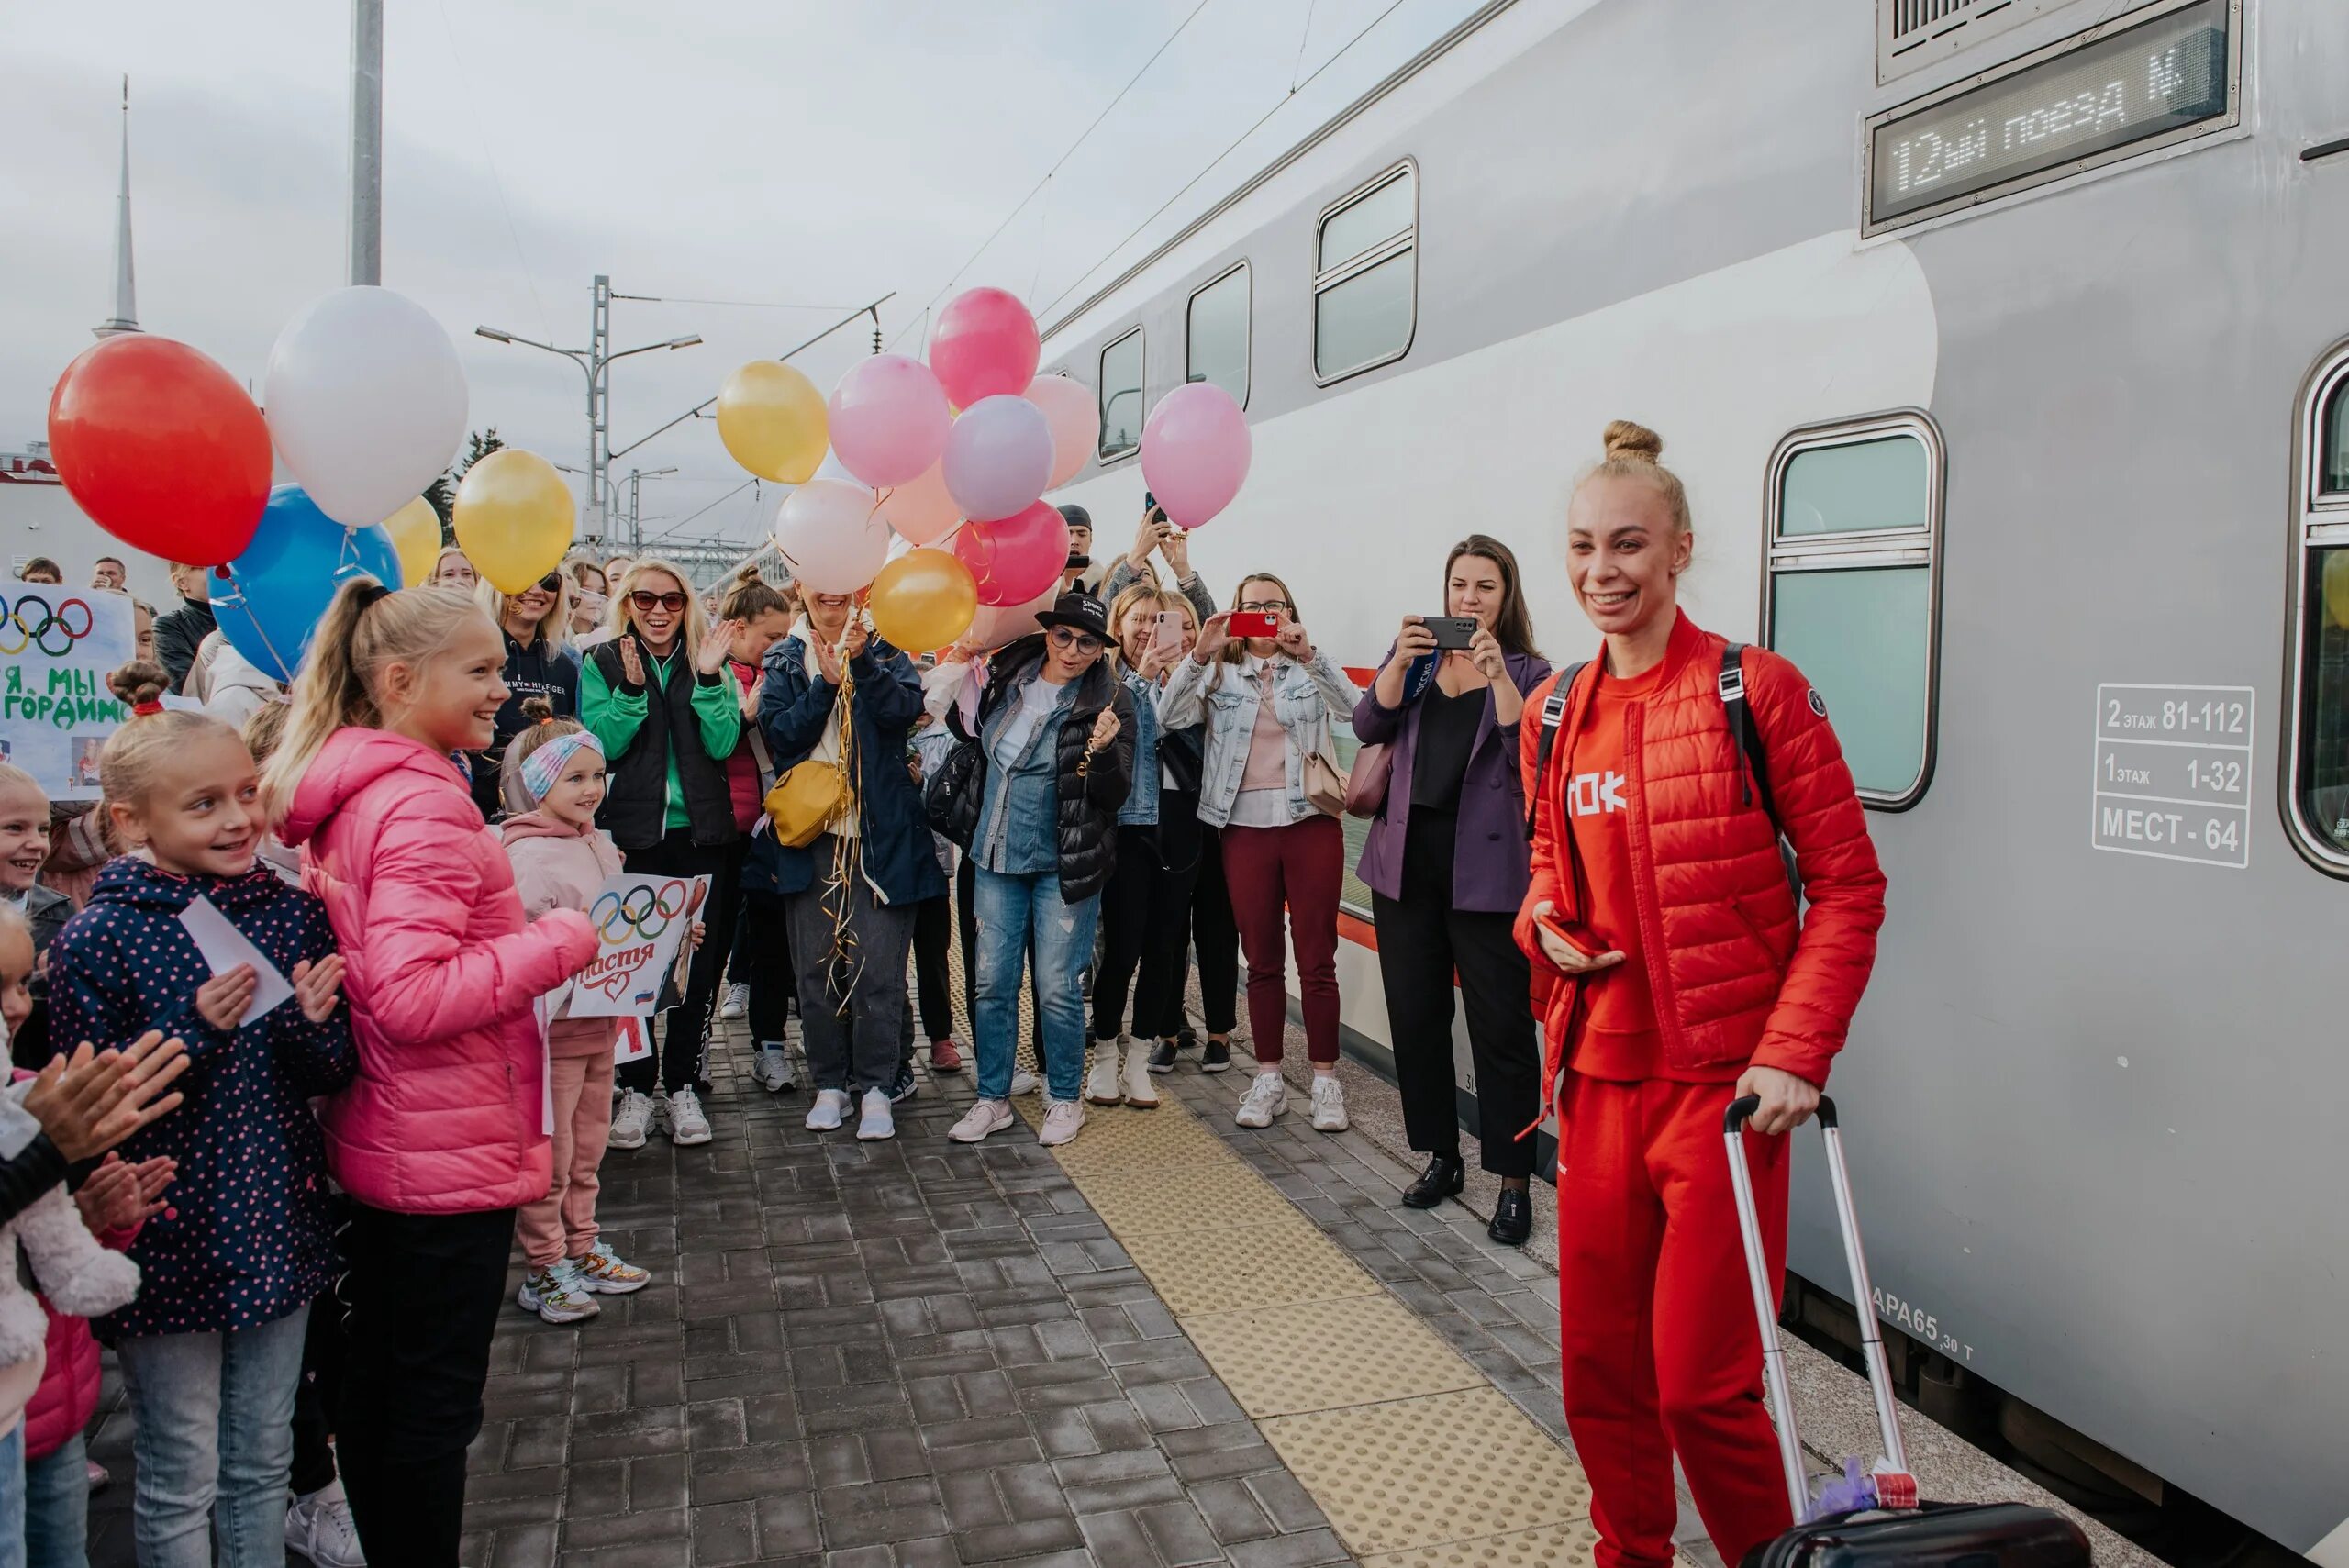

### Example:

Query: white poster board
xmin=566 ymin=873 xmax=707 ymax=1018
xmin=0 ymin=590 xmax=136 ymax=800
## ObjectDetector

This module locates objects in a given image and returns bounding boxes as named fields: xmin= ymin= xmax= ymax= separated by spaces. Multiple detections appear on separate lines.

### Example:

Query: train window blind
xmin=1763 ymin=415 xmax=1945 ymax=809
xmin=1313 ymin=162 xmax=1417 ymax=384
xmin=1098 ymin=328 xmax=1143 ymax=462
xmin=1186 ymin=264 xmax=1251 ymax=407
xmin=2287 ymin=350 xmax=2349 ymax=873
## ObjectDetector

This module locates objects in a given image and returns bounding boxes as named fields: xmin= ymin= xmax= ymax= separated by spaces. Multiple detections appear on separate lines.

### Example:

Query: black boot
xmin=1401 ymin=1153 xmax=1465 ymax=1209
xmin=1487 ymin=1186 xmax=1532 ymax=1246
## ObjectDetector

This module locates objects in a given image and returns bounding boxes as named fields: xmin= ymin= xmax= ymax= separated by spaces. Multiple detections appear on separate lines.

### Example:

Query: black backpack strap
xmin=1720 ymin=642 xmax=1775 ymax=829
xmin=1524 ymin=662 xmax=1589 ymax=840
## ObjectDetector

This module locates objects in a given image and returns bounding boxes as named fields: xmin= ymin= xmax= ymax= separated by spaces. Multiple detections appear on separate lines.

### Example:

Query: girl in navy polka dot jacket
xmin=45 ymin=694 xmax=353 ymax=1566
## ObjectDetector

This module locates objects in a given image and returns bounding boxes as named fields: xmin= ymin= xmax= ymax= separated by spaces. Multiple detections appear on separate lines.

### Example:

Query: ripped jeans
xmin=971 ymin=867 xmax=1099 ymax=1104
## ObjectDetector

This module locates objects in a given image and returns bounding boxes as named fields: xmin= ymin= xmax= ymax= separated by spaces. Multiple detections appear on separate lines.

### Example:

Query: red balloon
xmin=46 ymin=334 xmax=273 ymax=566
xmin=950 ymin=501 xmax=1069 ymax=607
xmin=929 ymin=287 xmax=1041 ymax=410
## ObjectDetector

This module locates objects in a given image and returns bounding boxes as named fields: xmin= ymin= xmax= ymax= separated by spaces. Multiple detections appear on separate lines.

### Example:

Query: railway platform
xmin=76 ymin=984 xmax=2151 ymax=1568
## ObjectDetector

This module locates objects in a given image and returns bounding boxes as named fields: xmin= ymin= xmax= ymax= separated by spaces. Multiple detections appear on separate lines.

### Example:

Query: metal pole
xmin=629 ymin=470 xmax=642 ymax=553
xmin=347 ymin=0 xmax=383 ymax=286
xmin=586 ymin=275 xmax=611 ymax=550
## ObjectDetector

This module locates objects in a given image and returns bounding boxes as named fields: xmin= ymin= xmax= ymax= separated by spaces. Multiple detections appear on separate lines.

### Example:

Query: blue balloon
xmin=213 ymin=484 xmax=402 ymax=682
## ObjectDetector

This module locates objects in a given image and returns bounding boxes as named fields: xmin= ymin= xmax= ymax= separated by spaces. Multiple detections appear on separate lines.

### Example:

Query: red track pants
xmin=1557 ymin=1073 xmax=1794 ymax=1568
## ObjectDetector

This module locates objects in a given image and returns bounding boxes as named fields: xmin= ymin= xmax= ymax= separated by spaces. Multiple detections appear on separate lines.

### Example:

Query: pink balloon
xmin=941 ymin=395 xmax=1053 ymax=523
xmin=930 ymin=287 xmax=1041 ymax=409
xmin=828 ymin=355 xmax=950 ymax=489
xmin=964 ymin=581 xmax=1059 ymax=650
xmin=951 ymin=501 xmax=1069 ymax=607
xmin=1025 ymin=373 xmax=1100 ymax=489
xmin=876 ymin=457 xmax=962 ymax=546
xmin=1140 ymin=382 xmax=1252 ymax=528
xmin=773 ymin=478 xmax=893 ymax=593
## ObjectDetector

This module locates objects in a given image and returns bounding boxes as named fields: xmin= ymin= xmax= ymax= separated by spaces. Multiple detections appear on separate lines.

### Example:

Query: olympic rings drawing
xmin=589 ymin=879 xmax=692 ymax=942
xmin=0 ymin=595 xmax=95 ymax=659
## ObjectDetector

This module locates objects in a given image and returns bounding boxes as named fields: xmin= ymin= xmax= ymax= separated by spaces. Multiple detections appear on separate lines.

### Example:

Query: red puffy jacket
xmin=1514 ymin=613 xmax=1886 ymax=1097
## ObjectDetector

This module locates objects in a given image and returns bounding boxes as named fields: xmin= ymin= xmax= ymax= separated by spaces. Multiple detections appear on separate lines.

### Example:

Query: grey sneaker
xmin=805 ymin=1088 xmax=852 ymax=1131
xmin=1309 ymin=1074 xmax=1348 ymax=1132
xmin=1235 ymin=1072 xmax=1286 ymax=1129
xmin=856 ymin=1086 xmax=896 ymax=1141
xmin=753 ymin=1042 xmax=796 ymax=1093
xmin=285 ymin=1479 xmax=366 ymax=1566
xmin=663 ymin=1086 xmax=713 ymax=1145
xmin=718 ymin=981 xmax=749 ymax=1019
xmin=1008 ymin=1068 xmax=1041 ymax=1096
xmin=1039 ymin=1099 xmax=1086 ymax=1147
xmin=607 ymin=1088 xmax=651 ymax=1150
xmin=947 ymin=1098 xmax=1014 ymax=1143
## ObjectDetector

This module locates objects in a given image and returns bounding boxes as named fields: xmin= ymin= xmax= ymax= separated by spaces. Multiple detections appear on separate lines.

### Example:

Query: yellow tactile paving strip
xmin=952 ymin=957 xmax=1682 ymax=1563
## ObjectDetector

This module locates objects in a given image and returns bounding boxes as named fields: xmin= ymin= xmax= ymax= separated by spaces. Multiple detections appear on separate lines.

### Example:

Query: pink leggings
xmin=515 ymin=1049 xmax=613 ymax=1270
xmin=1219 ymin=816 xmax=1343 ymax=1065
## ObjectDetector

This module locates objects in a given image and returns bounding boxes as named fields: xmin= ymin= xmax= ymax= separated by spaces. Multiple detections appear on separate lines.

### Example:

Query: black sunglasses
xmin=534 ymin=572 xmax=563 ymax=594
xmin=630 ymin=589 xmax=688 ymax=613
xmin=1048 ymin=627 xmax=1104 ymax=654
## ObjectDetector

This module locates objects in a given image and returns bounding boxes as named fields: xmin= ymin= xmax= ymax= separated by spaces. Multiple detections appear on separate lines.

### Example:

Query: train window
xmin=1186 ymin=263 xmax=1250 ymax=406
xmin=1313 ymin=162 xmax=1416 ymax=384
xmin=1763 ymin=414 xmax=1944 ymax=808
xmin=2287 ymin=349 xmax=2349 ymax=873
xmin=1098 ymin=328 xmax=1143 ymax=462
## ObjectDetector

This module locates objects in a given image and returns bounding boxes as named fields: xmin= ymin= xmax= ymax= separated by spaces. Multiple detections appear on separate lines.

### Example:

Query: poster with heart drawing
xmin=564 ymin=873 xmax=708 ymax=1018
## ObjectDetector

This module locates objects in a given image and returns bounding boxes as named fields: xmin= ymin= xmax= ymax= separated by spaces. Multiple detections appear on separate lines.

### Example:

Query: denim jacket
xmin=976 ymin=674 xmax=1074 ymax=874
xmin=1115 ymin=667 xmax=1163 ymax=828
xmin=1156 ymin=649 xmax=1361 ymax=829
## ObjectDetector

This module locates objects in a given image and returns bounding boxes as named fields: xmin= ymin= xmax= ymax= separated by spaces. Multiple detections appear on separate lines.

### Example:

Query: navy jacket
xmin=745 ymin=631 xmax=948 ymax=907
xmin=46 ymin=858 xmax=355 ymax=1337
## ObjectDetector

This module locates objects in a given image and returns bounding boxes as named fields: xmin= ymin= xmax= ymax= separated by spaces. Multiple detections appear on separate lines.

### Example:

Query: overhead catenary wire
xmin=887 ymin=0 xmax=1221 ymax=350
xmin=609 ymin=294 xmax=868 ymax=310
xmin=1032 ymin=0 xmax=1412 ymax=327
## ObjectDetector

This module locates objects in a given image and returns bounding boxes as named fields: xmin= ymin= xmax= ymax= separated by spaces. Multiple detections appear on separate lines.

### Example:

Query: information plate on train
xmin=2090 ymin=683 xmax=2252 ymax=869
xmin=1867 ymin=0 xmax=2231 ymax=228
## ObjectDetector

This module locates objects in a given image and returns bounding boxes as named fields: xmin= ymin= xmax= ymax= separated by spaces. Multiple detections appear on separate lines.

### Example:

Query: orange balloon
xmin=875 ymin=458 xmax=962 ymax=546
xmin=867 ymin=548 xmax=977 ymax=653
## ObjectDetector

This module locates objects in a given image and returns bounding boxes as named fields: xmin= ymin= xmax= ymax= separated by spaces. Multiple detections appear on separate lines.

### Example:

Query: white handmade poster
xmin=0 ymin=591 xmax=137 ymax=800
xmin=566 ymin=873 xmax=707 ymax=1018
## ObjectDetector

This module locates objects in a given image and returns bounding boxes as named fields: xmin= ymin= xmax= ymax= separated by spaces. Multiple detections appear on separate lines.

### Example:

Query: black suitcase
xmin=1725 ymin=1095 xmax=2093 ymax=1568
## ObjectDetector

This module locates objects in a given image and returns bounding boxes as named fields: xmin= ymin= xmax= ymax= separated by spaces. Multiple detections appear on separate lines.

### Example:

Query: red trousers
xmin=1557 ymin=1073 xmax=1793 ymax=1568
xmin=1220 ymin=817 xmax=1342 ymax=1064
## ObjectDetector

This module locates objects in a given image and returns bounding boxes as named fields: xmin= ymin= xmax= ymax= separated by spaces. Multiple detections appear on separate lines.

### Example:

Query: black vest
xmin=588 ymin=636 xmax=740 ymax=851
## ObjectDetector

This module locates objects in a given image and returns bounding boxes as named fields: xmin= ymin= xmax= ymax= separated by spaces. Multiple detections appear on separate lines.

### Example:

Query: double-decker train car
xmin=1038 ymin=0 xmax=2349 ymax=1557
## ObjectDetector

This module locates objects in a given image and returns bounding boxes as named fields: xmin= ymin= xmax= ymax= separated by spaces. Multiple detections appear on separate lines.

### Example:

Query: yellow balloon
xmin=867 ymin=548 xmax=978 ymax=654
xmin=381 ymin=496 xmax=440 ymax=590
xmin=2325 ymin=551 xmax=2349 ymax=630
xmin=717 ymin=361 xmax=828 ymax=483
xmin=452 ymin=449 xmax=574 ymax=594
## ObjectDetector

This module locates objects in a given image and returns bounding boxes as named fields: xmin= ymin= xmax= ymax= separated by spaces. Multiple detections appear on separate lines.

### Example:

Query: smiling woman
xmin=471 ymin=572 xmax=580 ymax=819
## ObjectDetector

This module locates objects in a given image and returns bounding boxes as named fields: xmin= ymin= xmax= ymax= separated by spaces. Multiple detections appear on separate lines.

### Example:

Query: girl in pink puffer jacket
xmin=265 ymin=580 xmax=596 ymax=1568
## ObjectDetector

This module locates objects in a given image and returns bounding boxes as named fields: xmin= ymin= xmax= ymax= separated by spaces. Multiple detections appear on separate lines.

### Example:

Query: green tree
xmin=425 ymin=428 xmax=505 ymax=542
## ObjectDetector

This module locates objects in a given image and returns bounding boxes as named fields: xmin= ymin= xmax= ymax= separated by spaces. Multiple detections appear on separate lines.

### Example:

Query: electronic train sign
xmin=1865 ymin=0 xmax=2237 ymax=233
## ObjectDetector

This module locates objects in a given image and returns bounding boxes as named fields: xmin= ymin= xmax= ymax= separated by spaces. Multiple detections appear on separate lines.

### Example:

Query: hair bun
xmin=107 ymin=661 xmax=168 ymax=709
xmin=1602 ymin=419 xmax=1664 ymax=464
xmin=518 ymin=695 xmax=555 ymax=725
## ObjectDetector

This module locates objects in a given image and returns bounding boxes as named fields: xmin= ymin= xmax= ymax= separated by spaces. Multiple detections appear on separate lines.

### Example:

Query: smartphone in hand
xmin=1423 ymin=616 xmax=1477 ymax=651
xmin=1535 ymin=911 xmax=1605 ymax=962
xmin=1227 ymin=611 xmax=1280 ymax=639
xmin=1152 ymin=610 xmax=1183 ymax=654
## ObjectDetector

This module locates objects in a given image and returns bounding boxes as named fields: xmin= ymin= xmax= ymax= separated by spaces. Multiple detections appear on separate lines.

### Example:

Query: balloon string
xmin=208 ymin=573 xmax=297 ymax=685
xmin=820 ymin=651 xmax=865 ymax=1004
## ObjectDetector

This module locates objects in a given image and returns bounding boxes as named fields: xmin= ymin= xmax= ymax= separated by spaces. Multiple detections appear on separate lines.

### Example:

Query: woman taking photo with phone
xmin=1353 ymin=536 xmax=1551 ymax=1244
xmin=1520 ymin=421 xmax=1885 ymax=1568
xmin=581 ymin=559 xmax=745 ymax=1151
xmin=1159 ymin=575 xmax=1360 ymax=1132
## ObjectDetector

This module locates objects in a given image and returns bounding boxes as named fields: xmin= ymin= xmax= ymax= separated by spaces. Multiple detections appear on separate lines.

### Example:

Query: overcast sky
xmin=2 ymin=0 xmax=1479 ymax=551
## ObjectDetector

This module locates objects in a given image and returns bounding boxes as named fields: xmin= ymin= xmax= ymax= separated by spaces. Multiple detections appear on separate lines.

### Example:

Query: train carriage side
xmin=1041 ymin=0 xmax=2349 ymax=1555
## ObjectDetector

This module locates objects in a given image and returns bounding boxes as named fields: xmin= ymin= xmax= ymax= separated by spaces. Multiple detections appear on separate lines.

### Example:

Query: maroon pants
xmin=1219 ymin=816 xmax=1342 ymax=1065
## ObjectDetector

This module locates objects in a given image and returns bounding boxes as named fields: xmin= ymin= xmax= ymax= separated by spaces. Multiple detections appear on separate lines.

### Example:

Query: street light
xmin=474 ymin=274 xmax=701 ymax=550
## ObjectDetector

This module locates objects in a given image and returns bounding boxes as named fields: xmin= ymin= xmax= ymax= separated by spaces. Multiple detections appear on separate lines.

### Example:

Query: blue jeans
xmin=23 ymin=1430 xmax=86 ymax=1568
xmin=0 ymin=1422 xmax=25 ymax=1568
xmin=973 ymin=867 xmax=1099 ymax=1104
xmin=117 ymin=1307 xmax=309 ymax=1568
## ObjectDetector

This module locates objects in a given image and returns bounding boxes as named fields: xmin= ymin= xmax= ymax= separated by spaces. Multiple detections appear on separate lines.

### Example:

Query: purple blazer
xmin=1352 ymin=646 xmax=1553 ymax=913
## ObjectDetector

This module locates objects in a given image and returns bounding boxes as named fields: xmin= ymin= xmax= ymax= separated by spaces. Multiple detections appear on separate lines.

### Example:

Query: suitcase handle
xmin=1724 ymin=1093 xmax=1910 ymax=1521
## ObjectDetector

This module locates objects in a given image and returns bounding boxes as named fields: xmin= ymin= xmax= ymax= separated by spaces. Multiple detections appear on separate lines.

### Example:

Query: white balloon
xmin=264 ymin=286 xmax=469 ymax=530
xmin=773 ymin=479 xmax=893 ymax=593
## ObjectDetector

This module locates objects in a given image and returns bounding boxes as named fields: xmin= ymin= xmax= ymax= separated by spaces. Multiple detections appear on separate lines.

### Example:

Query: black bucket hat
xmin=1034 ymin=591 xmax=1110 ymax=641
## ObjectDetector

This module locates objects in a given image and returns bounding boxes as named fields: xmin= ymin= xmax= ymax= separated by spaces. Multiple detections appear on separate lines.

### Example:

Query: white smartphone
xmin=1152 ymin=610 xmax=1183 ymax=654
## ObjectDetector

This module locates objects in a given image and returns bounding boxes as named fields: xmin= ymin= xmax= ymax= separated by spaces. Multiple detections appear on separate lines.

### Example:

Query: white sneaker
xmin=804 ymin=1088 xmax=852 ymax=1131
xmin=1039 ymin=1099 xmax=1086 ymax=1147
xmin=516 ymin=1262 xmax=600 ymax=1325
xmin=607 ymin=1088 xmax=651 ymax=1151
xmin=856 ymin=1086 xmax=895 ymax=1141
xmin=1309 ymin=1074 xmax=1348 ymax=1132
xmin=1085 ymin=1041 xmax=1125 ymax=1106
xmin=663 ymin=1085 xmax=713 ymax=1145
xmin=719 ymin=981 xmax=748 ymax=1020
xmin=1120 ymin=1038 xmax=1160 ymax=1108
xmin=947 ymin=1098 xmax=1014 ymax=1143
xmin=752 ymin=1042 xmax=796 ymax=1093
xmin=1235 ymin=1071 xmax=1286 ymax=1129
xmin=1008 ymin=1068 xmax=1041 ymax=1096
xmin=285 ymin=1479 xmax=366 ymax=1567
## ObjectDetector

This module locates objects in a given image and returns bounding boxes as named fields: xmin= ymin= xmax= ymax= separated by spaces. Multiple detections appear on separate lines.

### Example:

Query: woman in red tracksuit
xmin=1519 ymin=420 xmax=1886 ymax=1568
